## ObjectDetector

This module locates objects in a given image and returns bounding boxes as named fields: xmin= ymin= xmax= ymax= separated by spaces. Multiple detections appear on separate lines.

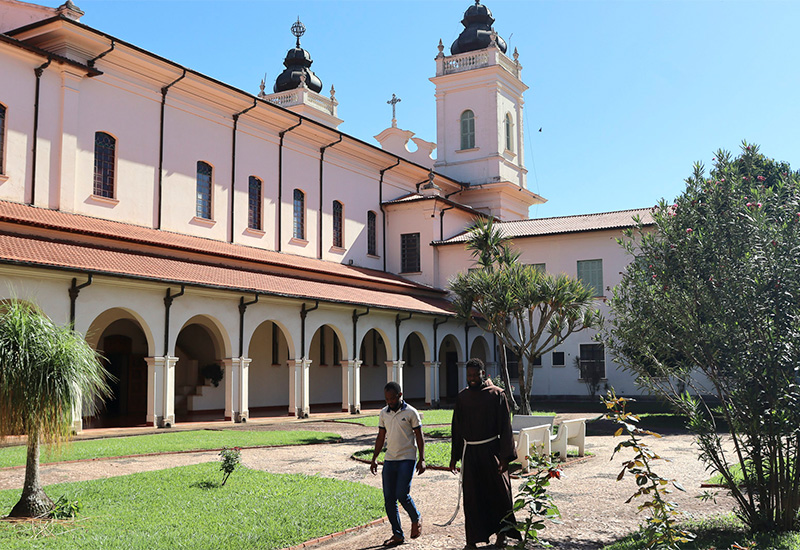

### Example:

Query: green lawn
xmin=0 ymin=430 xmax=340 ymax=468
xmin=354 ymin=441 xmax=458 ymax=469
xmin=0 ymin=463 xmax=384 ymax=550
xmin=602 ymin=514 xmax=800 ymax=550
xmin=338 ymin=408 xmax=454 ymax=427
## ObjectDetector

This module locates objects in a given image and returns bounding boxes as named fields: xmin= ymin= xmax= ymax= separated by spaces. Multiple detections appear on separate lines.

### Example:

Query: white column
xmin=71 ymin=383 xmax=83 ymax=433
xmin=457 ymin=361 xmax=467 ymax=392
xmin=162 ymin=356 xmax=177 ymax=428
xmin=343 ymin=359 xmax=362 ymax=414
xmin=423 ymin=361 xmax=440 ymax=406
xmin=145 ymin=356 xmax=161 ymax=427
xmin=53 ymin=70 xmax=83 ymax=210
xmin=224 ymin=357 xmax=251 ymax=423
xmin=386 ymin=360 xmax=404 ymax=390
xmin=147 ymin=356 xmax=177 ymax=428
xmin=288 ymin=359 xmax=311 ymax=418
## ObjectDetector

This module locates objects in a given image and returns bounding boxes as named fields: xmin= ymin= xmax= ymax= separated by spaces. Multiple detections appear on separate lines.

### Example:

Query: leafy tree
xmin=450 ymin=218 xmax=602 ymax=414
xmin=605 ymin=143 xmax=800 ymax=532
xmin=0 ymin=300 xmax=111 ymax=518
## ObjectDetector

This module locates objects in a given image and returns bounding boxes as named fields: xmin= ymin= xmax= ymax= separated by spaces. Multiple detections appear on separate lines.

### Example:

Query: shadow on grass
xmin=190 ymin=480 xmax=221 ymax=490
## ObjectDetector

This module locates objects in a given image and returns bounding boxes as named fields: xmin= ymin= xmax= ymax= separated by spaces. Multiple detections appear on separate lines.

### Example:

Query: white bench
xmin=512 ymin=415 xmax=556 ymax=471
xmin=550 ymin=418 xmax=587 ymax=461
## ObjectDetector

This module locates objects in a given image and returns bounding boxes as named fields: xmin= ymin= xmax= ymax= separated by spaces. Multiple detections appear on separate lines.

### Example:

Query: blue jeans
xmin=382 ymin=459 xmax=420 ymax=539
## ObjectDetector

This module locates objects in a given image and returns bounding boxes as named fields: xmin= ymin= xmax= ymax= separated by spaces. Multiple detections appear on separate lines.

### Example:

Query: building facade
xmin=0 ymin=0 xmax=652 ymax=430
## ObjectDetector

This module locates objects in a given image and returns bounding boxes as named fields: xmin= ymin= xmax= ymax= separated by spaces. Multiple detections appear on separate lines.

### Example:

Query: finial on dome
xmin=57 ymin=0 xmax=84 ymax=20
xmin=513 ymin=47 xmax=519 ymax=62
xmin=291 ymin=17 xmax=306 ymax=48
xmin=259 ymin=74 xmax=266 ymax=98
xmin=437 ymin=39 xmax=444 ymax=56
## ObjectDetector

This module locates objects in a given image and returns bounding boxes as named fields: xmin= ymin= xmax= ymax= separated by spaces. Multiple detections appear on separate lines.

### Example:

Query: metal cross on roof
xmin=387 ymin=93 xmax=401 ymax=127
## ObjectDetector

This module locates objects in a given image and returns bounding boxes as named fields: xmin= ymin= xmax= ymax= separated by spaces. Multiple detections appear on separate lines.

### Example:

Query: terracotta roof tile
xmin=0 ymin=233 xmax=455 ymax=315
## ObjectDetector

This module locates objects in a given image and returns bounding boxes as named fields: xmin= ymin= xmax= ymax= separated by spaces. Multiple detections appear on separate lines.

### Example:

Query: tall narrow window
xmin=460 ymin=110 xmax=475 ymax=150
xmin=332 ymin=200 xmax=343 ymax=248
xmin=293 ymin=189 xmax=305 ymax=239
xmin=196 ymin=161 xmax=213 ymax=219
xmin=504 ymin=113 xmax=513 ymax=151
xmin=367 ymin=210 xmax=377 ymax=256
xmin=248 ymin=176 xmax=262 ymax=229
xmin=577 ymin=259 xmax=603 ymax=297
xmin=401 ymin=232 xmax=420 ymax=273
xmin=93 ymin=131 xmax=116 ymax=198
xmin=0 ymin=104 xmax=6 ymax=174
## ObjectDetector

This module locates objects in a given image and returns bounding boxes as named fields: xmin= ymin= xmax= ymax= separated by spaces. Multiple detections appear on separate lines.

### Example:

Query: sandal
xmin=383 ymin=535 xmax=404 ymax=547
xmin=410 ymin=520 xmax=421 ymax=539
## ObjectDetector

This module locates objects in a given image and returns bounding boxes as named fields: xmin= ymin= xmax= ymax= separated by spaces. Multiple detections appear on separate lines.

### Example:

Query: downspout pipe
xmin=68 ymin=274 xmax=93 ymax=326
xmin=439 ymin=205 xmax=455 ymax=241
xmin=238 ymin=294 xmax=259 ymax=357
xmin=299 ymin=300 xmax=319 ymax=360
xmin=318 ymin=135 xmax=343 ymax=259
xmin=433 ymin=317 xmax=448 ymax=362
xmin=87 ymin=39 xmax=115 ymax=68
xmin=30 ymin=57 xmax=52 ymax=206
xmin=464 ymin=322 xmax=472 ymax=360
xmin=230 ymin=99 xmax=258 ymax=243
xmin=445 ymin=181 xmax=468 ymax=199
xmin=352 ymin=307 xmax=370 ymax=359
xmin=378 ymin=160 xmax=401 ymax=271
xmin=277 ymin=119 xmax=302 ymax=251
xmin=163 ymin=285 xmax=185 ymax=356
xmin=157 ymin=69 xmax=186 ymax=229
xmin=395 ymin=312 xmax=412 ymax=361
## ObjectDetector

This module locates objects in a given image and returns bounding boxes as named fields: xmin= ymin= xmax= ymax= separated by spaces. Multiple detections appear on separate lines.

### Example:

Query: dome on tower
xmin=273 ymin=18 xmax=323 ymax=94
xmin=450 ymin=1 xmax=507 ymax=55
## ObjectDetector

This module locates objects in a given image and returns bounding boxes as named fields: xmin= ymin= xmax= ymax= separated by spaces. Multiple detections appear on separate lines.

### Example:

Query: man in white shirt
xmin=370 ymin=381 xmax=426 ymax=546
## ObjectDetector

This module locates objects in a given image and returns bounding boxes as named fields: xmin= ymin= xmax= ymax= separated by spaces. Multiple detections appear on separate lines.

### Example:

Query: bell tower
xmin=431 ymin=1 xmax=543 ymax=220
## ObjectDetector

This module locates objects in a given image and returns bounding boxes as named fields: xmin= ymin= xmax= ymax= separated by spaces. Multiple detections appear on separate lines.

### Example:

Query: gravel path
xmin=0 ymin=419 xmax=736 ymax=549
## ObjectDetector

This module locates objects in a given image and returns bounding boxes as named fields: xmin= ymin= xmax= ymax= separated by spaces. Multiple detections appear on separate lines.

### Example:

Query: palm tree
xmin=450 ymin=218 xmax=602 ymax=414
xmin=0 ymin=300 xmax=111 ymax=518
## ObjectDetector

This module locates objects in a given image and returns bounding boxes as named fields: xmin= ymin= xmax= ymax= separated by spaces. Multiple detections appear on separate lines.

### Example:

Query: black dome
xmin=273 ymin=19 xmax=323 ymax=94
xmin=450 ymin=1 xmax=507 ymax=55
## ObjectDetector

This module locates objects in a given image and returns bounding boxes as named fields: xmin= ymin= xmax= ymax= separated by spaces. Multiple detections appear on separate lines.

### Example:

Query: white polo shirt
xmin=378 ymin=401 xmax=422 ymax=461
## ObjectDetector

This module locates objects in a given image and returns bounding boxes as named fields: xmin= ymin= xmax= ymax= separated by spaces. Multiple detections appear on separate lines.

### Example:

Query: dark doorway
xmin=445 ymin=351 xmax=459 ymax=398
xmin=102 ymin=334 xmax=147 ymax=423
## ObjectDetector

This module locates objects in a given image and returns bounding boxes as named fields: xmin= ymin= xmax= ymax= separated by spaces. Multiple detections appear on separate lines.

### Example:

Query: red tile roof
xmin=435 ymin=208 xmax=654 ymax=244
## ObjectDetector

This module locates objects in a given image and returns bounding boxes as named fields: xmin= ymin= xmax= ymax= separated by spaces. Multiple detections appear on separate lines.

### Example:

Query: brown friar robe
xmin=450 ymin=380 xmax=519 ymax=546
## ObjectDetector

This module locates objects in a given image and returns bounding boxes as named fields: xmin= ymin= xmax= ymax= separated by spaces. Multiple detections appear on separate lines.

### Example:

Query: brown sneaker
xmin=410 ymin=520 xmax=422 ymax=539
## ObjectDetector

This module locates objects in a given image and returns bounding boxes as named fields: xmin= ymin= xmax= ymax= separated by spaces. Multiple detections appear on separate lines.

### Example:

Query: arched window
xmin=293 ymin=188 xmax=305 ymax=239
xmin=0 ymin=104 xmax=6 ymax=175
xmin=367 ymin=210 xmax=377 ymax=256
xmin=196 ymin=161 xmax=213 ymax=219
xmin=248 ymin=176 xmax=262 ymax=229
xmin=504 ymin=113 xmax=513 ymax=151
xmin=460 ymin=109 xmax=475 ymax=150
xmin=93 ymin=131 xmax=116 ymax=198
xmin=332 ymin=200 xmax=343 ymax=248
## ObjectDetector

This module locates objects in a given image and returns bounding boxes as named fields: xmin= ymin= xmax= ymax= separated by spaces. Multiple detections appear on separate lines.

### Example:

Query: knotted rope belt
xmin=434 ymin=434 xmax=499 ymax=527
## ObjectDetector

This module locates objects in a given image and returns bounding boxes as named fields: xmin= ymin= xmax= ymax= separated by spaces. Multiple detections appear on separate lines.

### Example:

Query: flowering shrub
xmin=219 ymin=446 xmax=242 ymax=486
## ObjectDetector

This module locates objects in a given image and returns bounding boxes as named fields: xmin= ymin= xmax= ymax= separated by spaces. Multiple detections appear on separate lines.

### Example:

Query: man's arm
xmin=413 ymin=426 xmax=426 ymax=474
xmin=370 ymin=427 xmax=387 ymax=475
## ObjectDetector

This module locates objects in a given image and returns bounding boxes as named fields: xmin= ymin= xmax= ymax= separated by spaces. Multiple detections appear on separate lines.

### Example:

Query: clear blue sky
xmin=68 ymin=0 xmax=800 ymax=218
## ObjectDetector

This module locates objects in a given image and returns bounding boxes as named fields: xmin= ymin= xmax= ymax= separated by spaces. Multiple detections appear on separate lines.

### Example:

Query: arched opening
xmin=359 ymin=328 xmax=389 ymax=407
xmin=174 ymin=319 xmax=226 ymax=422
xmin=438 ymin=334 xmax=462 ymax=401
xmin=248 ymin=320 xmax=291 ymax=417
xmin=86 ymin=316 xmax=150 ymax=428
xmin=309 ymin=324 xmax=346 ymax=412
xmin=401 ymin=332 xmax=426 ymax=403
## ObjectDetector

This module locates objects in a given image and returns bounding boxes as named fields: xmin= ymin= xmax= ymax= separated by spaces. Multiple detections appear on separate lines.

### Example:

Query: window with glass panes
xmin=504 ymin=113 xmax=513 ymax=151
xmin=579 ymin=343 xmax=605 ymax=380
xmin=401 ymin=233 xmax=420 ymax=273
xmin=552 ymin=351 xmax=565 ymax=367
xmin=529 ymin=263 xmax=546 ymax=273
xmin=248 ymin=176 xmax=262 ymax=229
xmin=196 ymin=161 xmax=212 ymax=219
xmin=93 ymin=132 xmax=116 ymax=198
xmin=460 ymin=110 xmax=475 ymax=149
xmin=332 ymin=200 xmax=343 ymax=248
xmin=367 ymin=210 xmax=377 ymax=255
xmin=293 ymin=189 xmax=305 ymax=239
xmin=577 ymin=259 xmax=603 ymax=297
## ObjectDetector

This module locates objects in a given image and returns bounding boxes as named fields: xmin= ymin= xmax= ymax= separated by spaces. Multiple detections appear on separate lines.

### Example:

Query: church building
xmin=0 ymin=0 xmax=652 ymax=430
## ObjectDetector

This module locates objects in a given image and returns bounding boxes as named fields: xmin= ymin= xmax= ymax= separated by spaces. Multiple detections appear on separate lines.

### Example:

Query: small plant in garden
xmin=603 ymin=389 xmax=694 ymax=550
xmin=219 ymin=446 xmax=241 ymax=486
xmin=503 ymin=451 xmax=562 ymax=548
xmin=50 ymin=495 xmax=81 ymax=519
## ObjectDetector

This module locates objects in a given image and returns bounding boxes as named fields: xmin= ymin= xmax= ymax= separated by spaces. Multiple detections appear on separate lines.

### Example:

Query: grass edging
xmin=280 ymin=517 xmax=388 ymax=550
xmin=0 ymin=438 xmax=343 ymax=471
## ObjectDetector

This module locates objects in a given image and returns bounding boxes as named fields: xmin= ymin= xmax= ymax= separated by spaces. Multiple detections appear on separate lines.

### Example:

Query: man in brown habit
xmin=449 ymin=358 xmax=518 ymax=548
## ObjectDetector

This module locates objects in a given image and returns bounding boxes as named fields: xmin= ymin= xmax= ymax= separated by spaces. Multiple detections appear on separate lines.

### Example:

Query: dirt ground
xmin=0 ymin=416 xmax=736 ymax=550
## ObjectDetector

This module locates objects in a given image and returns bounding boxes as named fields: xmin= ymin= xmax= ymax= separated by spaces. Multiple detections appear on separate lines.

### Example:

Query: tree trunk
xmin=518 ymin=357 xmax=532 ymax=415
xmin=499 ymin=345 xmax=518 ymax=412
xmin=8 ymin=430 xmax=53 ymax=518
